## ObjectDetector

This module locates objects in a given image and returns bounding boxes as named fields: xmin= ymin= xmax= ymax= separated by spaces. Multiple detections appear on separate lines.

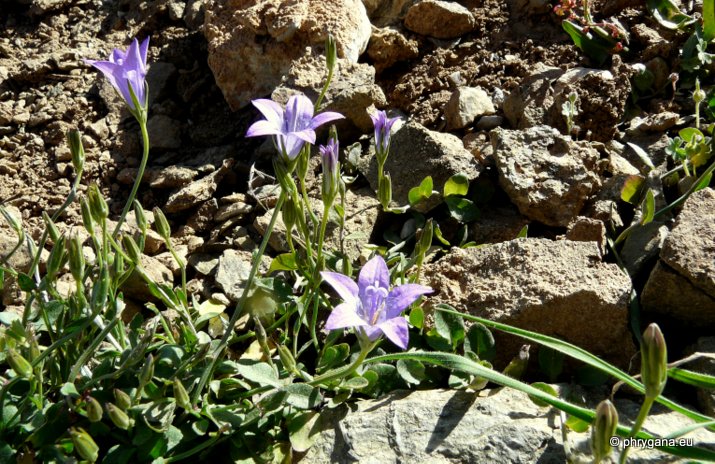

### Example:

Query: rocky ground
xmin=2 ymin=0 xmax=715 ymax=461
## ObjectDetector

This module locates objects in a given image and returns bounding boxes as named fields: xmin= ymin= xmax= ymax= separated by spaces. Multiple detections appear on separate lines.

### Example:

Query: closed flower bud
xmin=173 ymin=378 xmax=191 ymax=410
xmin=67 ymin=233 xmax=85 ymax=283
xmin=80 ymin=198 xmax=95 ymax=234
xmin=88 ymin=184 xmax=108 ymax=222
xmin=46 ymin=235 xmax=67 ymax=279
xmin=85 ymin=396 xmax=103 ymax=423
xmin=152 ymin=207 xmax=171 ymax=239
xmin=416 ymin=219 xmax=434 ymax=257
xmin=378 ymin=173 xmax=392 ymax=208
xmin=278 ymin=344 xmax=297 ymax=374
xmin=591 ymin=399 xmax=619 ymax=463
xmin=641 ymin=323 xmax=667 ymax=399
xmin=113 ymin=388 xmax=132 ymax=410
xmin=91 ymin=264 xmax=109 ymax=310
xmin=105 ymin=402 xmax=131 ymax=429
xmin=694 ymin=79 xmax=706 ymax=104
xmin=133 ymin=200 xmax=147 ymax=234
xmin=122 ymin=235 xmax=142 ymax=264
xmin=0 ymin=206 xmax=22 ymax=235
xmin=67 ymin=129 xmax=85 ymax=174
xmin=139 ymin=354 xmax=154 ymax=387
xmin=282 ymin=197 xmax=297 ymax=234
xmin=69 ymin=427 xmax=99 ymax=462
xmin=325 ymin=34 xmax=337 ymax=73
xmin=320 ymin=137 xmax=340 ymax=205
xmin=42 ymin=212 xmax=61 ymax=243
xmin=7 ymin=349 xmax=33 ymax=378
xmin=297 ymin=146 xmax=309 ymax=180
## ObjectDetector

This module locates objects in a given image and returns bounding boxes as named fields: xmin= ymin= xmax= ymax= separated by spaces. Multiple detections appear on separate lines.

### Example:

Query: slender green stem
xmin=309 ymin=340 xmax=377 ymax=386
xmin=309 ymin=201 xmax=332 ymax=348
xmin=113 ymin=118 xmax=149 ymax=238
xmin=67 ymin=318 xmax=119 ymax=382
xmin=315 ymin=66 xmax=334 ymax=111
xmin=618 ymin=396 xmax=655 ymax=464
xmin=192 ymin=192 xmax=287 ymax=405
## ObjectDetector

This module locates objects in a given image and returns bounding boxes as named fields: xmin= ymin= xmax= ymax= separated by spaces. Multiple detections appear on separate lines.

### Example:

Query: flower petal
xmin=139 ymin=37 xmax=150 ymax=70
xmin=376 ymin=317 xmax=409 ymax=350
xmin=246 ymin=119 xmax=282 ymax=138
xmin=363 ymin=325 xmax=383 ymax=341
xmin=123 ymin=38 xmax=144 ymax=77
xmin=385 ymin=284 xmax=433 ymax=319
xmin=310 ymin=111 xmax=345 ymax=129
xmin=285 ymin=95 xmax=314 ymax=133
xmin=358 ymin=255 xmax=390 ymax=294
xmin=291 ymin=128 xmax=316 ymax=144
xmin=280 ymin=134 xmax=307 ymax=160
xmin=321 ymin=271 xmax=359 ymax=305
xmin=251 ymin=99 xmax=285 ymax=127
xmin=325 ymin=302 xmax=368 ymax=330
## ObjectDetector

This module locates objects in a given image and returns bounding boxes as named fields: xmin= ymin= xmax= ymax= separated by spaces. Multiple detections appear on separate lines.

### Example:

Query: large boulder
xmin=423 ymin=239 xmax=634 ymax=367
xmin=642 ymin=188 xmax=715 ymax=326
xmin=491 ymin=125 xmax=601 ymax=227
xmin=204 ymin=0 xmax=372 ymax=110
xmin=403 ymin=0 xmax=475 ymax=39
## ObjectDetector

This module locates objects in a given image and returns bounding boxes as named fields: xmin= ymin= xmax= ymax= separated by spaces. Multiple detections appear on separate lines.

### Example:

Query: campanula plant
xmin=370 ymin=110 xmax=400 ymax=210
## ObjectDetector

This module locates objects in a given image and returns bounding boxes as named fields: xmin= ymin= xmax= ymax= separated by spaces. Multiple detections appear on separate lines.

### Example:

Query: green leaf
xmin=433 ymin=224 xmax=450 ymax=246
xmin=668 ymin=367 xmax=715 ymax=389
xmin=434 ymin=309 xmax=465 ymax=349
xmin=103 ymin=445 xmax=136 ymax=464
xmin=288 ymin=411 xmax=320 ymax=453
xmin=17 ymin=273 xmax=35 ymax=292
xmin=396 ymin=359 xmax=426 ymax=385
xmin=443 ymin=173 xmax=469 ymax=197
xmin=284 ymin=383 xmax=322 ymax=409
xmin=538 ymin=347 xmax=565 ymax=382
xmin=142 ymin=399 xmax=177 ymax=433
xmin=269 ymin=253 xmax=298 ymax=273
xmin=528 ymin=382 xmax=559 ymax=407
xmin=565 ymin=415 xmax=591 ymax=433
xmin=164 ymin=425 xmax=183 ymax=452
xmin=694 ymin=172 xmax=713 ymax=191
xmin=627 ymin=142 xmax=656 ymax=171
xmin=646 ymin=0 xmax=696 ymax=29
xmin=60 ymin=382 xmax=80 ymax=398
xmin=620 ymin=175 xmax=645 ymax=204
xmin=464 ymin=322 xmax=496 ymax=362
xmin=237 ymin=360 xmax=280 ymax=387
xmin=679 ymin=127 xmax=705 ymax=143
xmin=445 ymin=197 xmax=480 ymax=223
xmin=409 ymin=306 xmax=424 ymax=329
xmin=341 ymin=376 xmax=370 ymax=390
xmin=516 ymin=225 xmax=528 ymax=239
xmin=408 ymin=176 xmax=434 ymax=206
xmin=561 ymin=20 xmax=613 ymax=66
xmin=641 ymin=189 xmax=655 ymax=225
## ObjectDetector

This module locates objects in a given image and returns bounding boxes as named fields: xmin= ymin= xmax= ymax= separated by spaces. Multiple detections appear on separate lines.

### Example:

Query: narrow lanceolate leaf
xmin=641 ymin=189 xmax=656 ymax=225
xmin=365 ymin=351 xmax=715 ymax=461
xmin=434 ymin=305 xmax=715 ymax=430
xmin=668 ymin=367 xmax=715 ymax=389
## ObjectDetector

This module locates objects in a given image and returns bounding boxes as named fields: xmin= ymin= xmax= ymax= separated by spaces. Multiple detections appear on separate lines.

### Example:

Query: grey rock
xmin=165 ymin=160 xmax=232 ymax=213
xmin=620 ymin=221 xmax=668 ymax=278
xmin=150 ymin=165 xmax=199 ymax=189
xmin=214 ymin=201 xmax=253 ymax=222
xmin=147 ymin=62 xmax=177 ymax=105
xmin=476 ymin=114 xmax=504 ymax=131
xmin=470 ymin=206 xmax=529 ymax=244
xmin=167 ymin=0 xmax=186 ymax=20
xmin=491 ymin=126 xmax=601 ymax=227
xmin=444 ymin=87 xmax=495 ymax=130
xmin=565 ymin=216 xmax=606 ymax=254
xmin=359 ymin=121 xmax=481 ymax=212
xmin=204 ymin=0 xmax=371 ymax=110
xmin=272 ymin=56 xmax=386 ymax=132
xmin=147 ymin=115 xmax=182 ymax=150
xmin=188 ymin=253 xmax=220 ymax=276
xmin=367 ymin=26 xmax=420 ymax=73
xmin=214 ymin=249 xmax=269 ymax=301
xmin=423 ymin=239 xmax=634 ymax=367
xmin=363 ymin=0 xmax=416 ymax=26
xmin=689 ymin=337 xmax=715 ymax=416
xmin=642 ymin=188 xmax=715 ymax=326
xmin=404 ymin=0 xmax=475 ymax=39
xmin=121 ymin=255 xmax=173 ymax=302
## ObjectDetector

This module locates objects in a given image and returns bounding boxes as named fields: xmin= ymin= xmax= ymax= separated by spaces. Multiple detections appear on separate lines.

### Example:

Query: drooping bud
xmin=85 ymin=396 xmax=103 ymax=423
xmin=67 ymin=129 xmax=85 ymax=174
xmin=173 ymin=378 xmax=192 ymax=410
xmin=139 ymin=354 xmax=154 ymax=388
xmin=133 ymin=200 xmax=147 ymax=235
xmin=641 ymin=323 xmax=667 ymax=399
xmin=378 ymin=173 xmax=392 ymax=208
xmin=80 ymin=198 xmax=95 ymax=234
xmin=105 ymin=402 xmax=131 ymax=429
xmin=42 ymin=212 xmax=61 ymax=243
xmin=591 ymin=399 xmax=619 ymax=463
xmin=87 ymin=184 xmax=108 ymax=222
xmin=113 ymin=388 xmax=132 ymax=410
xmin=122 ymin=235 xmax=142 ymax=265
xmin=278 ymin=344 xmax=297 ymax=375
xmin=502 ymin=344 xmax=530 ymax=380
xmin=46 ymin=235 xmax=67 ymax=279
xmin=67 ymin=233 xmax=85 ymax=284
xmin=152 ymin=207 xmax=171 ymax=240
xmin=69 ymin=427 xmax=99 ymax=462
xmin=7 ymin=349 xmax=33 ymax=378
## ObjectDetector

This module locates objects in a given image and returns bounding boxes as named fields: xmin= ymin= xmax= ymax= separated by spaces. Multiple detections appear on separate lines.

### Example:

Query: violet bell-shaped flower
xmin=370 ymin=110 xmax=401 ymax=157
xmin=320 ymin=138 xmax=339 ymax=203
xmin=246 ymin=95 xmax=344 ymax=161
xmin=85 ymin=37 xmax=149 ymax=112
xmin=321 ymin=256 xmax=432 ymax=350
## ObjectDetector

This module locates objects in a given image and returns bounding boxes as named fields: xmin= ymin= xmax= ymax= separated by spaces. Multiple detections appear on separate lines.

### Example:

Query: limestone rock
xmin=147 ymin=115 xmax=182 ymax=150
xmin=491 ymin=125 xmax=601 ymax=227
xmin=404 ymin=0 xmax=475 ymax=39
xmin=359 ymin=121 xmax=481 ymax=212
xmin=165 ymin=159 xmax=233 ymax=213
xmin=272 ymin=55 xmax=386 ymax=132
xmin=204 ymin=0 xmax=371 ymax=110
xmin=214 ymin=249 xmax=270 ymax=301
xmin=367 ymin=26 xmax=420 ymax=73
xmin=689 ymin=337 xmax=715 ymax=416
xmin=642 ymin=188 xmax=715 ymax=326
xmin=620 ymin=221 xmax=668 ymax=278
xmin=121 ymin=255 xmax=173 ymax=302
xmin=363 ymin=0 xmax=416 ymax=26
xmin=423 ymin=239 xmax=634 ymax=367
xmin=444 ymin=86 xmax=495 ymax=130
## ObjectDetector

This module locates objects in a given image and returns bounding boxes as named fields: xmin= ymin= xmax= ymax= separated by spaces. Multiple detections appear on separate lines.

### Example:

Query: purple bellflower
xmin=85 ymin=38 xmax=149 ymax=111
xmin=320 ymin=138 xmax=339 ymax=202
xmin=246 ymin=95 xmax=344 ymax=161
xmin=370 ymin=110 xmax=401 ymax=156
xmin=321 ymin=256 xmax=432 ymax=350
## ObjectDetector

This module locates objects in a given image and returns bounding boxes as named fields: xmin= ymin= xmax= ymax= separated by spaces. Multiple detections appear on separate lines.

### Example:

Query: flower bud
xmin=85 ymin=396 xmax=103 ymax=423
xmin=7 ymin=349 xmax=33 ymax=378
xmin=641 ymin=323 xmax=667 ymax=399
xmin=69 ymin=427 xmax=99 ymax=462
xmin=173 ymin=378 xmax=191 ymax=410
xmin=152 ymin=207 xmax=171 ymax=240
xmin=591 ymin=399 xmax=619 ymax=462
xmin=67 ymin=129 xmax=85 ymax=174
xmin=378 ymin=173 xmax=392 ymax=208
xmin=41 ymin=212 xmax=60 ymax=243
xmin=320 ymin=137 xmax=340 ymax=205
xmin=105 ymin=402 xmax=131 ymax=429
xmin=122 ymin=235 xmax=142 ymax=265
xmin=46 ymin=235 xmax=67 ymax=279
xmin=91 ymin=264 xmax=109 ymax=310
xmin=139 ymin=354 xmax=154 ymax=387
xmin=133 ymin=200 xmax=147 ymax=234
xmin=67 ymin=233 xmax=85 ymax=284
xmin=694 ymin=79 xmax=706 ymax=104
xmin=325 ymin=33 xmax=337 ymax=73
xmin=282 ymin=197 xmax=297 ymax=234
xmin=278 ymin=344 xmax=297 ymax=374
xmin=0 ymin=206 xmax=22 ymax=235
xmin=80 ymin=198 xmax=95 ymax=234
xmin=88 ymin=184 xmax=108 ymax=222
xmin=416 ymin=219 xmax=434 ymax=257
xmin=113 ymin=388 xmax=132 ymax=410
xmin=297 ymin=145 xmax=309 ymax=180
